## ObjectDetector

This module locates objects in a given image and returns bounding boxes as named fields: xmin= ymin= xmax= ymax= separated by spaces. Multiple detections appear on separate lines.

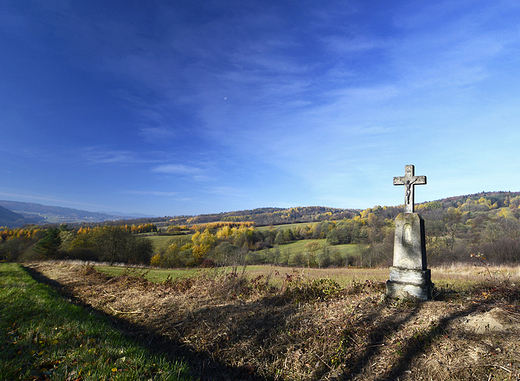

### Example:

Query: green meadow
xmin=0 ymin=263 xmax=193 ymax=381
xmin=270 ymin=239 xmax=363 ymax=256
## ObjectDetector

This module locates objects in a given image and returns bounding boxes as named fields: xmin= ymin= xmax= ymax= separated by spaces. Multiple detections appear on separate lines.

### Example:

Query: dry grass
xmin=26 ymin=262 xmax=520 ymax=381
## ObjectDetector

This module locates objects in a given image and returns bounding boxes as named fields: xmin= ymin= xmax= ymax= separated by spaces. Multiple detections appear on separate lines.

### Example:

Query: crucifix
xmin=393 ymin=165 xmax=426 ymax=213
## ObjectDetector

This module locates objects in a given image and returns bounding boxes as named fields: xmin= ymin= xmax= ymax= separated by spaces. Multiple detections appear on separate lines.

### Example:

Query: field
xmin=0 ymin=263 xmax=192 ymax=381
xmin=93 ymin=262 xmax=520 ymax=291
xmin=10 ymin=261 xmax=520 ymax=380
xmin=263 ymin=239 xmax=362 ymax=256
xmin=147 ymin=234 xmax=366 ymax=269
xmin=147 ymin=234 xmax=184 ymax=251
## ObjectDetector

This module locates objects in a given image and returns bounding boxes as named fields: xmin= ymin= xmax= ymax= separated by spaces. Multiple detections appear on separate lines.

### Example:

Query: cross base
xmin=386 ymin=267 xmax=434 ymax=300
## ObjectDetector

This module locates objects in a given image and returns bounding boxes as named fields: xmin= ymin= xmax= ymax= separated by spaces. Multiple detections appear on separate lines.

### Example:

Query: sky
xmin=1 ymin=0 xmax=520 ymax=217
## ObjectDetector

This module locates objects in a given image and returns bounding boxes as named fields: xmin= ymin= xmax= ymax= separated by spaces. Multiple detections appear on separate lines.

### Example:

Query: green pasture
xmin=0 ymin=263 xmax=192 ymax=381
xmin=279 ymin=239 xmax=361 ymax=255
xmin=260 ymin=239 xmax=364 ymax=262
xmin=147 ymin=235 xmax=176 ymax=251
xmin=95 ymin=265 xmax=199 ymax=283
xmin=256 ymin=222 xmax=314 ymax=231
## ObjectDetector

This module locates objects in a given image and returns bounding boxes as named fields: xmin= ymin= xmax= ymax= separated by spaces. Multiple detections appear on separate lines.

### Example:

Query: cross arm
xmin=393 ymin=177 xmax=405 ymax=185
xmin=393 ymin=175 xmax=427 ymax=186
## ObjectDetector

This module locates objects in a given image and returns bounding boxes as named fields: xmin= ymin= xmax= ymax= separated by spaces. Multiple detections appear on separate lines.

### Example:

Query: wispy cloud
xmin=124 ymin=190 xmax=178 ymax=197
xmin=323 ymin=35 xmax=386 ymax=54
xmin=81 ymin=147 xmax=159 ymax=165
xmin=140 ymin=126 xmax=177 ymax=144
xmin=152 ymin=164 xmax=203 ymax=175
xmin=82 ymin=148 xmax=138 ymax=164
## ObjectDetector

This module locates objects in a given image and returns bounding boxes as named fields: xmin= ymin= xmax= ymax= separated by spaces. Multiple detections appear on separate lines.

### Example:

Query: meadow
xmin=4 ymin=258 xmax=520 ymax=380
xmin=0 ymin=263 xmax=192 ymax=381
xmin=23 ymin=261 xmax=520 ymax=380
xmin=93 ymin=262 xmax=520 ymax=292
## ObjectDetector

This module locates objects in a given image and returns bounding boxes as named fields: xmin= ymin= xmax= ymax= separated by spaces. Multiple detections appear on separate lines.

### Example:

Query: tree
xmin=326 ymin=228 xmax=339 ymax=245
xmin=192 ymin=229 xmax=217 ymax=264
xmin=83 ymin=227 xmax=153 ymax=265
xmin=34 ymin=227 xmax=61 ymax=258
xmin=274 ymin=231 xmax=285 ymax=245
xmin=304 ymin=241 xmax=322 ymax=268
xmin=128 ymin=237 xmax=153 ymax=264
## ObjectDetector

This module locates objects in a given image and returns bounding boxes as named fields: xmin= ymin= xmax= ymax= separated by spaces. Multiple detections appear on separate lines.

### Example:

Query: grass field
xmin=147 ymin=234 xmax=177 ymax=251
xmin=93 ymin=262 xmax=520 ymax=291
xmin=147 ymin=234 xmax=192 ymax=252
xmin=0 ymin=263 xmax=192 ymax=381
xmin=256 ymin=222 xmax=315 ymax=231
xmin=27 ymin=261 xmax=520 ymax=381
xmin=273 ymin=239 xmax=362 ymax=256
xmin=95 ymin=265 xmax=200 ymax=283
xmin=147 ymin=233 xmax=364 ymax=269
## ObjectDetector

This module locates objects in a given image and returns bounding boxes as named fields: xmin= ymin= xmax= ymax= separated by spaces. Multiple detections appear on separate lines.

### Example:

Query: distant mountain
xmin=0 ymin=201 xmax=129 ymax=225
xmin=0 ymin=205 xmax=30 ymax=227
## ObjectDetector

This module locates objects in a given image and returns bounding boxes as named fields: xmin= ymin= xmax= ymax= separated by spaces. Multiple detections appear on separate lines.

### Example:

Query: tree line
xmin=0 ymin=225 xmax=154 ymax=264
xmin=2 ymin=191 xmax=520 ymax=267
xmin=151 ymin=192 xmax=520 ymax=268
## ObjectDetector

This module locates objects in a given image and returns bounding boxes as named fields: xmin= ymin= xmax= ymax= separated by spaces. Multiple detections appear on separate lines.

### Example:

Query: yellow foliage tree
xmin=150 ymin=253 xmax=163 ymax=267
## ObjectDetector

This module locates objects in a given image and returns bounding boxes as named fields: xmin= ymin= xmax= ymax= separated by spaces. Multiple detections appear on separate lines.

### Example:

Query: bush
xmin=283 ymin=276 xmax=342 ymax=302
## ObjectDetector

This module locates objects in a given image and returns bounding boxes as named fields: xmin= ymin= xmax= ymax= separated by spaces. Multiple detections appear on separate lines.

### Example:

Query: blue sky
xmin=1 ymin=0 xmax=520 ymax=217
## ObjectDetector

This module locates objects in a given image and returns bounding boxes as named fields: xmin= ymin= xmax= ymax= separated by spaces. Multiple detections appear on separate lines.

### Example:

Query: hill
xmin=3 ymin=190 xmax=520 ymax=267
xmin=1 ymin=190 xmax=519 ymax=229
xmin=167 ymin=206 xmax=360 ymax=226
xmin=0 ymin=205 xmax=31 ymax=227
xmin=0 ymin=201 xmax=126 ymax=226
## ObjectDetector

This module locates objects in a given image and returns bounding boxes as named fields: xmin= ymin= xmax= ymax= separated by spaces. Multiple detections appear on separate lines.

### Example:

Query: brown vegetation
xmin=26 ymin=262 xmax=520 ymax=381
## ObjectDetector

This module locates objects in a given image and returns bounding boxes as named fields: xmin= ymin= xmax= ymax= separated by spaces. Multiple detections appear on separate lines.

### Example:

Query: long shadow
xmin=338 ymin=290 xmax=509 ymax=381
xmin=336 ymin=299 xmax=423 ymax=380
xmin=26 ymin=265 xmax=518 ymax=381
xmin=376 ymin=286 xmax=519 ymax=381
xmin=24 ymin=265 xmax=269 ymax=381
xmin=376 ymin=304 xmax=479 ymax=381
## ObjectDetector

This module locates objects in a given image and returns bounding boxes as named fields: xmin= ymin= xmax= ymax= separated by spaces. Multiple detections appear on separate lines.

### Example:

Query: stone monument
xmin=386 ymin=165 xmax=434 ymax=300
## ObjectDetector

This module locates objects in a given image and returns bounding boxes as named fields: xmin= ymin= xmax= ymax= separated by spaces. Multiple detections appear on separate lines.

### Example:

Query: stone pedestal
xmin=386 ymin=213 xmax=433 ymax=300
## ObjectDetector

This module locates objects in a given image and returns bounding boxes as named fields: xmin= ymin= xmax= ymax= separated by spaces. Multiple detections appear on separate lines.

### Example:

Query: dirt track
xmin=26 ymin=262 xmax=520 ymax=381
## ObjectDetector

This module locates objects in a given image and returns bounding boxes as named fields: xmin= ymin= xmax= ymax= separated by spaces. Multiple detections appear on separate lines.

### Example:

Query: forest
xmin=1 ymin=191 xmax=520 ymax=268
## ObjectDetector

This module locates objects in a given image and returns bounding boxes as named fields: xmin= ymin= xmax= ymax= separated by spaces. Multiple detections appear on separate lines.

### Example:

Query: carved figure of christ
xmin=393 ymin=165 xmax=427 ymax=213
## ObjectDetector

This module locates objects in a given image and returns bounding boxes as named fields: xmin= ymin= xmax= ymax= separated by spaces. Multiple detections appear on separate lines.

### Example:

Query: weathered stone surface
xmin=386 ymin=279 xmax=433 ymax=300
xmin=387 ymin=165 xmax=433 ymax=300
xmin=393 ymin=213 xmax=427 ymax=270
xmin=393 ymin=165 xmax=426 ymax=213
xmin=388 ymin=267 xmax=431 ymax=285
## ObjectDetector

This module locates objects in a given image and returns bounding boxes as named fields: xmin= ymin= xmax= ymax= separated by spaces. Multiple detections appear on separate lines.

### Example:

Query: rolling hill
xmin=0 ymin=201 xmax=126 ymax=226
xmin=0 ymin=205 xmax=29 ymax=227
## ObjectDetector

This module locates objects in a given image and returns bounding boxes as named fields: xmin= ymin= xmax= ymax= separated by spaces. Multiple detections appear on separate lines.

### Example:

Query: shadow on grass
xmin=24 ymin=265 xmax=520 ymax=381
xmin=336 ymin=287 xmax=517 ymax=381
xmin=24 ymin=265 xmax=267 ymax=381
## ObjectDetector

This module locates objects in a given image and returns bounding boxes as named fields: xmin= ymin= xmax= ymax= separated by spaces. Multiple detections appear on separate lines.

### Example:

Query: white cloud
xmin=81 ymin=147 xmax=162 ymax=165
xmin=124 ymin=190 xmax=178 ymax=197
xmin=82 ymin=148 xmax=137 ymax=164
xmin=140 ymin=126 xmax=177 ymax=143
xmin=152 ymin=164 xmax=202 ymax=175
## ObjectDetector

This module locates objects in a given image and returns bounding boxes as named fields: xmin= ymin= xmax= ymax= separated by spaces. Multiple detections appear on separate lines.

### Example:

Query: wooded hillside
xmin=2 ymin=191 xmax=520 ymax=267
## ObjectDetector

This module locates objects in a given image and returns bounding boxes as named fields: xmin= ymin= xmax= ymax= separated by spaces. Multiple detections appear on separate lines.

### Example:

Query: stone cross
xmin=393 ymin=165 xmax=426 ymax=213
